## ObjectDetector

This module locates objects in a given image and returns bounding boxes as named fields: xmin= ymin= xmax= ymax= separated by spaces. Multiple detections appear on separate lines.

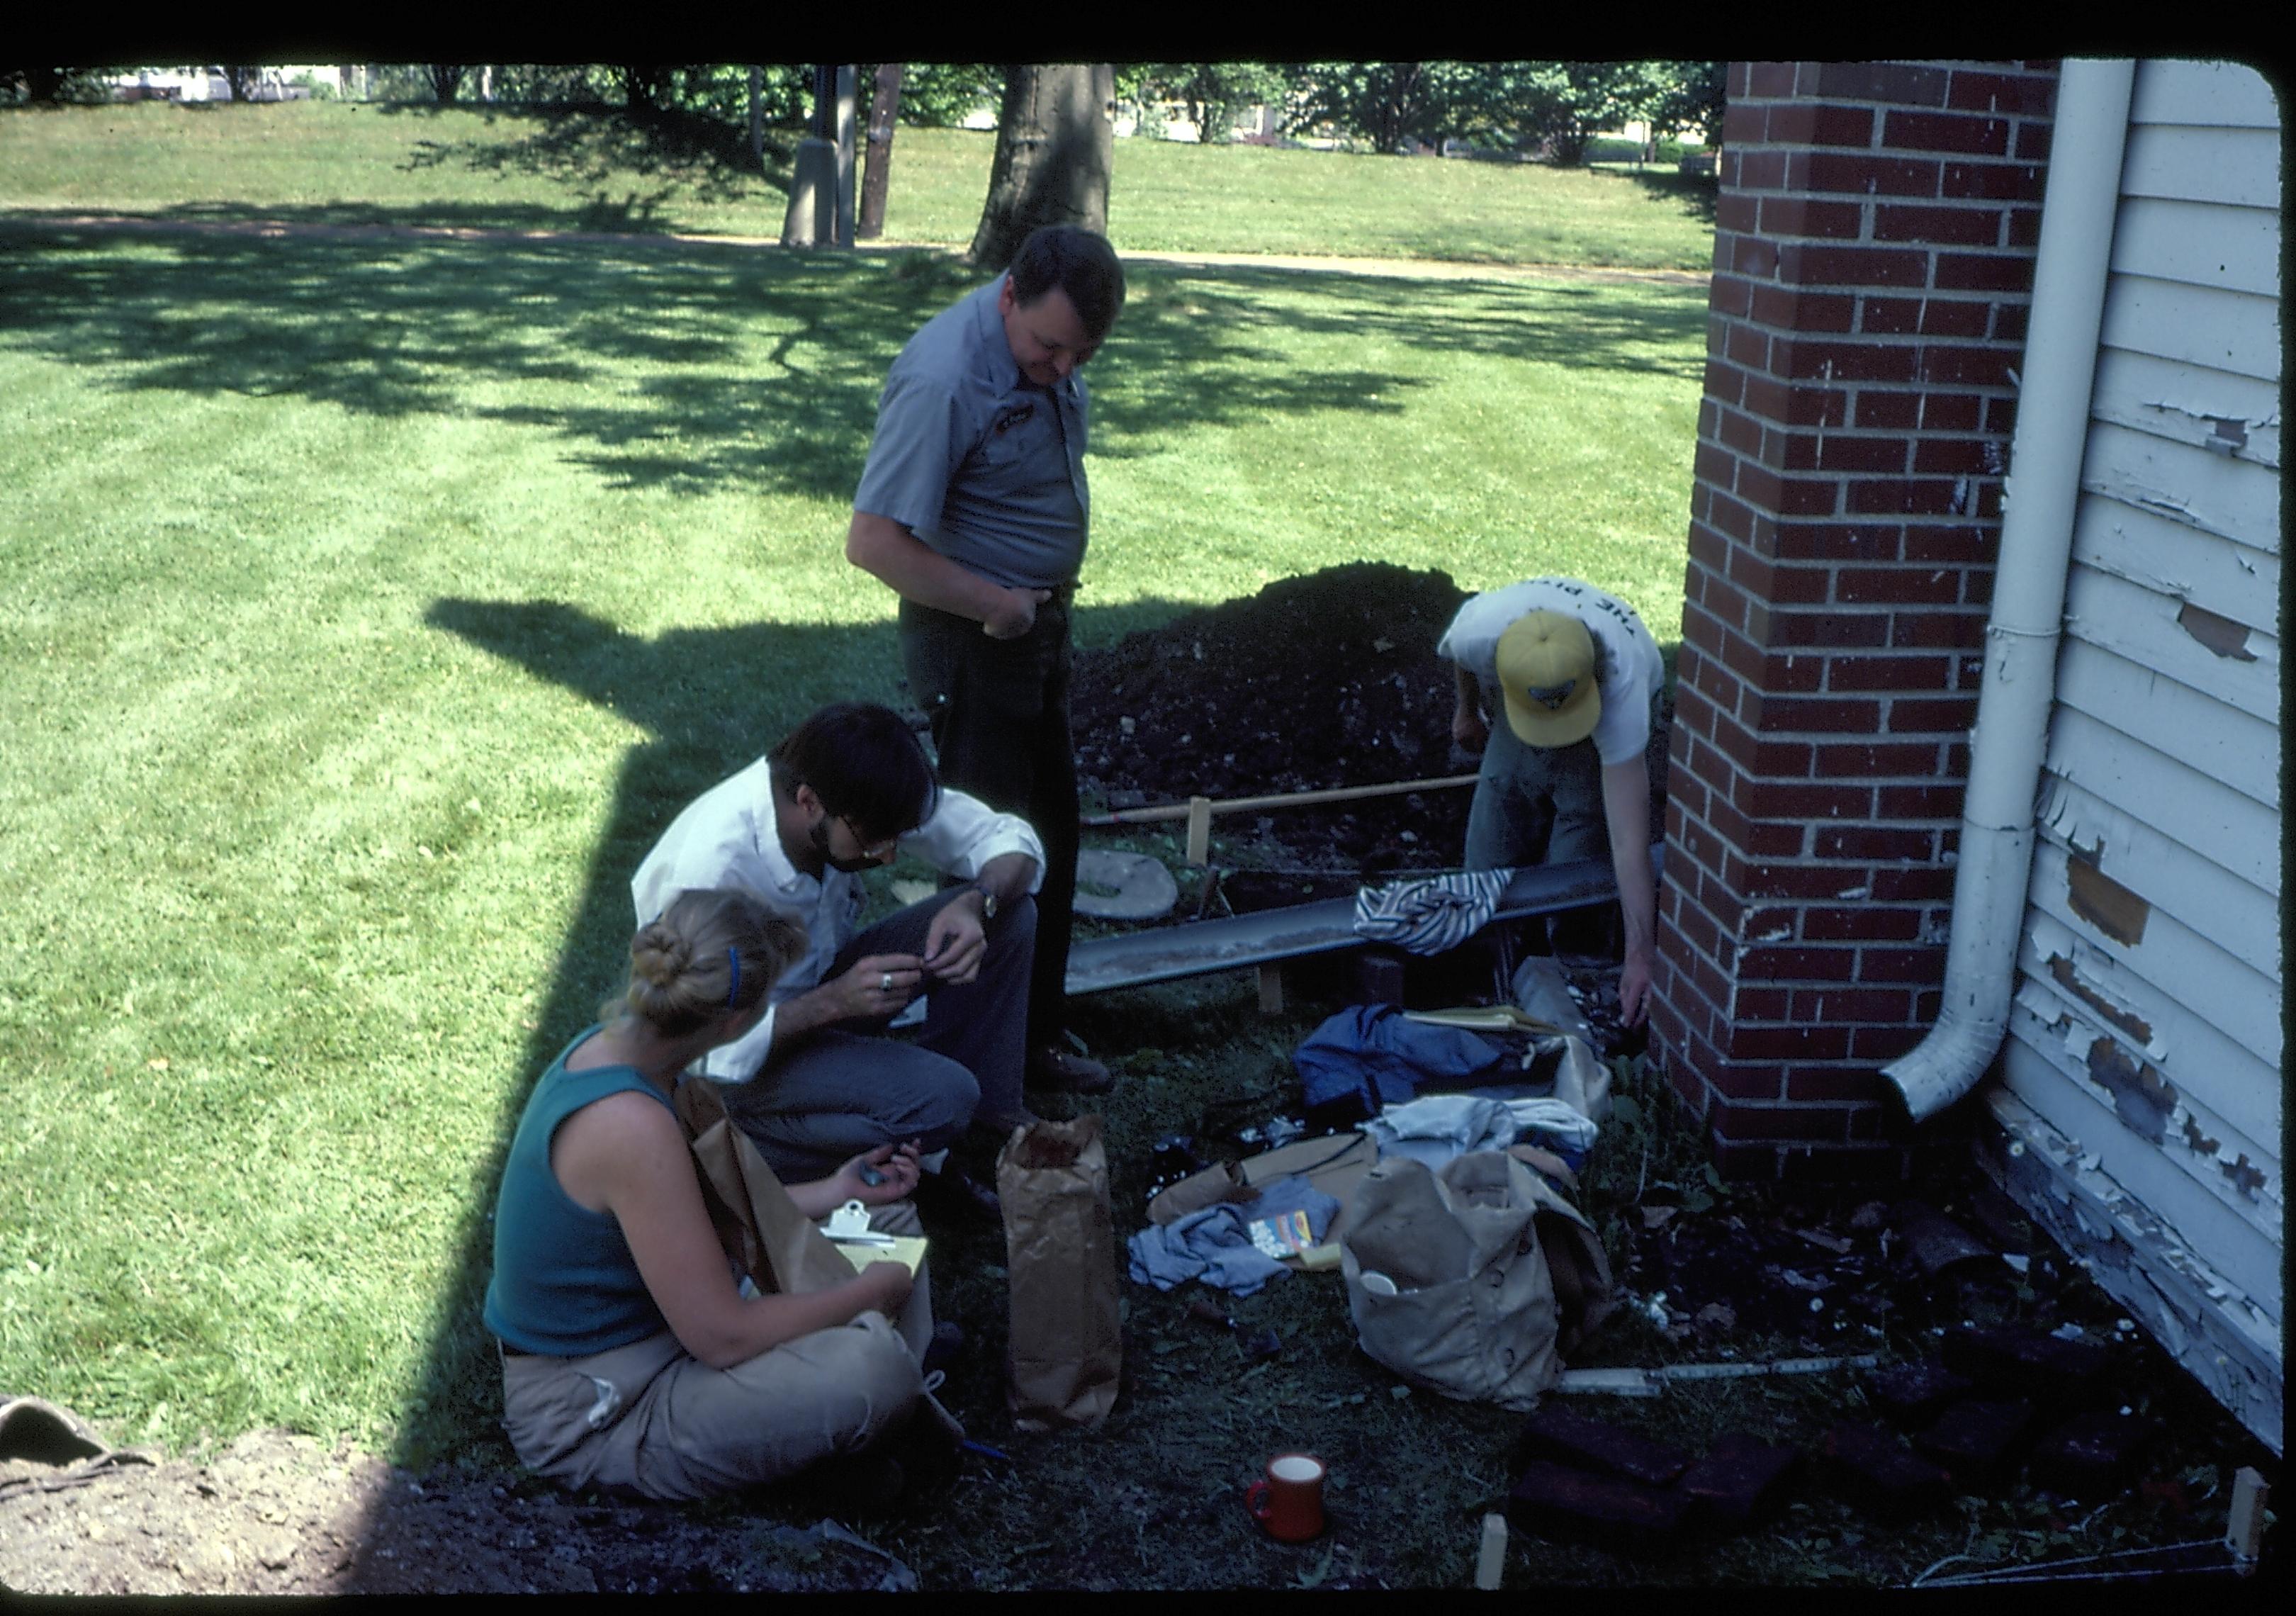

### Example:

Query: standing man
xmin=845 ymin=224 xmax=1126 ymax=1096
xmin=1439 ymin=577 xmax=1664 ymax=1028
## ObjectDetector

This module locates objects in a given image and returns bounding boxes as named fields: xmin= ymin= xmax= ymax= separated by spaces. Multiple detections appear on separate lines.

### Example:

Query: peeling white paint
xmin=1836 ymin=885 xmax=1868 ymax=899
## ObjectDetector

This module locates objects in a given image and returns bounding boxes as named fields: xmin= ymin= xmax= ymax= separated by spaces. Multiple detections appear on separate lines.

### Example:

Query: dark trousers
xmin=898 ymin=595 xmax=1076 ymax=1052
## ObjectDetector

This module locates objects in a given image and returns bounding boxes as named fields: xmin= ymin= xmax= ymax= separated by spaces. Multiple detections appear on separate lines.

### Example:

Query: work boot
xmin=1025 ymin=1043 xmax=1113 ymax=1095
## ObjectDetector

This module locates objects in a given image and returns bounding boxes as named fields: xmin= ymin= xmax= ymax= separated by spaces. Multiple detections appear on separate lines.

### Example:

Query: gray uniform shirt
xmin=852 ymin=277 xmax=1091 ymax=590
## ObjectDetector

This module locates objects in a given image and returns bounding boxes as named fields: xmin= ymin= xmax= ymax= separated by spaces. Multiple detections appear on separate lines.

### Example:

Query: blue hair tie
xmin=726 ymin=946 xmax=741 ymax=1009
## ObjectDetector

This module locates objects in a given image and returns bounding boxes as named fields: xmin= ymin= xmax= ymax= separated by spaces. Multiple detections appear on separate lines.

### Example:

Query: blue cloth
xmin=1126 ymin=1177 xmax=1342 ymax=1298
xmin=1293 ymin=1004 xmax=1511 ymax=1121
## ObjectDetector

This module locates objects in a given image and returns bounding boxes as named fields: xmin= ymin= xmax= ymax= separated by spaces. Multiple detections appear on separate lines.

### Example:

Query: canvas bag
xmin=996 ymin=1115 xmax=1122 ymax=1430
xmin=1339 ymin=1150 xmax=1613 ymax=1410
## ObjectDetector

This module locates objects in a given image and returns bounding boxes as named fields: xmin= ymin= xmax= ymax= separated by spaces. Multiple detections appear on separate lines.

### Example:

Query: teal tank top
xmin=483 ymin=1028 xmax=676 ymax=1356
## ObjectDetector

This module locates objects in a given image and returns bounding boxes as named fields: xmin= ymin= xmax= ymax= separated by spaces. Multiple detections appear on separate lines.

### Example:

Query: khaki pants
xmin=498 ymin=1203 xmax=932 ymax=1501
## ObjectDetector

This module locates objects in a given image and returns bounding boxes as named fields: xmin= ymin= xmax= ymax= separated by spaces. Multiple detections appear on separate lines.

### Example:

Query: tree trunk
xmin=859 ymin=64 xmax=904 ymax=240
xmin=967 ymin=64 xmax=1115 ymax=272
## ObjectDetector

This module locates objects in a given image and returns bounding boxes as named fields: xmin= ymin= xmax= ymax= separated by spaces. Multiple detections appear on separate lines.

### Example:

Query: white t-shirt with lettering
xmin=1437 ymin=578 xmax=1663 ymax=767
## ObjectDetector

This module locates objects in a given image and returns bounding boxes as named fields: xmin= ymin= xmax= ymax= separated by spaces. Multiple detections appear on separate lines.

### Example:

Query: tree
xmin=1285 ymin=62 xmax=1465 ymax=153
xmin=1507 ymin=62 xmax=1672 ymax=166
xmin=898 ymin=64 xmax=999 ymax=128
xmin=1648 ymin=61 xmax=1727 ymax=148
xmin=1134 ymin=62 xmax=1293 ymax=143
xmin=2 ymin=67 xmax=107 ymax=104
xmin=427 ymin=66 xmax=466 ymax=105
xmin=967 ymin=64 xmax=1114 ymax=272
xmin=858 ymin=64 xmax=904 ymax=240
xmin=218 ymin=66 xmax=262 ymax=103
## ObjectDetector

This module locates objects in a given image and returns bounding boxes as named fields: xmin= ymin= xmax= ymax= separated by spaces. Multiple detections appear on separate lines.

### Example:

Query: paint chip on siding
xmin=2176 ymin=601 xmax=2257 ymax=662
xmin=2065 ymin=855 xmax=2150 ymax=947
xmin=2083 ymin=1037 xmax=2176 ymax=1146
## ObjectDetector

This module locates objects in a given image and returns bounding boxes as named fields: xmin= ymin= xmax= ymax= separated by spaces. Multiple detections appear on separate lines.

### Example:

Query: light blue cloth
xmin=1125 ymin=1176 xmax=1342 ymax=1298
xmin=1364 ymin=1093 xmax=1599 ymax=1174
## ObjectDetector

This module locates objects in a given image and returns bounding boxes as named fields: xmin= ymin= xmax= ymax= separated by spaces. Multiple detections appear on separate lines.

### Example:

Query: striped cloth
xmin=1352 ymin=868 xmax=1514 ymax=955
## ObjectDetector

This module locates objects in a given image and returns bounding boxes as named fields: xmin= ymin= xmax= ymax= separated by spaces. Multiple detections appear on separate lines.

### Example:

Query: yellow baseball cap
xmin=1495 ymin=610 xmax=1599 ymax=746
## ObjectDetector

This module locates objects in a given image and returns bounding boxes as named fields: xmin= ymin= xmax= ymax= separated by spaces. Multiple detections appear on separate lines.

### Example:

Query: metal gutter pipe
xmin=1882 ymin=58 xmax=2137 ymax=1122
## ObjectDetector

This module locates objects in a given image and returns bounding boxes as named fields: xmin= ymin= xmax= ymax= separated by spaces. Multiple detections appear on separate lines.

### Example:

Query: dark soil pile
xmin=1071 ymin=563 xmax=1475 ymax=873
xmin=1070 ymin=563 xmax=1671 ymax=880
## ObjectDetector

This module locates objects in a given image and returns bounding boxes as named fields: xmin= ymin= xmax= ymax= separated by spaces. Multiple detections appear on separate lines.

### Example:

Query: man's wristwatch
xmin=962 ymin=881 xmax=997 ymax=923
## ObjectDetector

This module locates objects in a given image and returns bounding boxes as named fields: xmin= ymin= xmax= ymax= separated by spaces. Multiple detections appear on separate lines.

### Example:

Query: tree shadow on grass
xmin=393 ymin=103 xmax=802 ymax=206
xmin=0 ymin=223 xmax=1706 ymax=505
xmin=1620 ymin=167 xmax=1719 ymax=228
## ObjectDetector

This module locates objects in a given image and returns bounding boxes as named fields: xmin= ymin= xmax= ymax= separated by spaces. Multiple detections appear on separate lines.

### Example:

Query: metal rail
xmin=1064 ymin=845 xmax=1662 ymax=997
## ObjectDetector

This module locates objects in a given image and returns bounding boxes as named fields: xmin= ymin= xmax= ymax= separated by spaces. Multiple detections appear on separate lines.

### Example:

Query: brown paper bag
xmin=672 ymin=1077 xmax=874 ymax=1298
xmin=996 ymin=1115 xmax=1122 ymax=1430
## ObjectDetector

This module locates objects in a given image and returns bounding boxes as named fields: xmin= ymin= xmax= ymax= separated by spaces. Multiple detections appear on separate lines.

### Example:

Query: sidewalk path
xmin=1 ymin=211 xmax=1710 ymax=288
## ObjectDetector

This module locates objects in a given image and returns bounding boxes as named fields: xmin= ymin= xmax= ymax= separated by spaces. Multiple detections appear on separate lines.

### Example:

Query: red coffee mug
xmin=1246 ymin=1452 xmax=1327 ymax=1542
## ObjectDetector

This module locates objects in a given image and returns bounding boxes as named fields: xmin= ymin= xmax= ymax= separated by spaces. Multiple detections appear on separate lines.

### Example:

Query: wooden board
xmin=1998 ymin=1041 xmax=2284 ymax=1323
xmin=2036 ymin=773 xmax=2283 ymax=972
xmin=2100 ymin=272 xmax=2281 ymax=383
xmin=2111 ymin=193 xmax=2282 ymax=298
xmin=2120 ymin=123 xmax=2282 ymax=211
xmin=2025 ymin=837 xmax=2282 ymax=1066
xmin=2072 ymin=481 xmax=2278 ymax=620
xmin=2052 ymin=634 xmax=2280 ymax=808
xmin=2130 ymin=59 xmax=2283 ymax=130
xmin=2088 ymin=345 xmax=2282 ymax=471
xmin=2018 ymin=906 xmax=2283 ymax=1148
xmin=2059 ymin=566 xmax=2280 ymax=726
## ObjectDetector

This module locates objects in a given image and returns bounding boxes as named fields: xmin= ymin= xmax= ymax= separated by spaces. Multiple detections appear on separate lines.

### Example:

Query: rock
xmin=1676 ymin=1432 xmax=1801 ymax=1529
xmin=1820 ymin=1423 xmax=1955 ymax=1521
xmin=1507 ymin=1459 xmax=1699 ymax=1554
xmin=1913 ymin=1399 xmax=2038 ymax=1484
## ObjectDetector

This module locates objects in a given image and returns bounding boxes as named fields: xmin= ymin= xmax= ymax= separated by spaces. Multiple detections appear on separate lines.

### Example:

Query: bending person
xmin=485 ymin=889 xmax=931 ymax=1501
xmin=1439 ymin=576 xmax=1664 ymax=1028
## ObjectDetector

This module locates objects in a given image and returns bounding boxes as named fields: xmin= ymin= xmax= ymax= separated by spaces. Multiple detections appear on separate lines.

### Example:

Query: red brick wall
xmin=1653 ymin=61 xmax=2059 ymax=1182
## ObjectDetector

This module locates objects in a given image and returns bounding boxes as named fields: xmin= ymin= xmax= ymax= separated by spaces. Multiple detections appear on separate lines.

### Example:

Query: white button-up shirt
xmin=630 ymin=756 xmax=1045 ymax=1082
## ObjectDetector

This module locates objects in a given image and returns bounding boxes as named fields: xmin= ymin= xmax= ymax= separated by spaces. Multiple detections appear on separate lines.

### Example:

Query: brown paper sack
xmin=672 ymin=1078 xmax=860 ymax=1298
xmin=996 ymin=1115 xmax=1122 ymax=1430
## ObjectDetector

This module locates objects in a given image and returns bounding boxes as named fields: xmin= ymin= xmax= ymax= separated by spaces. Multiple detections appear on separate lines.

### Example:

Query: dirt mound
xmin=1071 ymin=563 xmax=1474 ymax=871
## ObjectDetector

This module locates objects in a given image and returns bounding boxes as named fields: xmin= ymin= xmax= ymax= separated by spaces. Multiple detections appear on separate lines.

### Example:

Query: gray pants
xmin=499 ymin=1202 xmax=931 ymax=1502
xmin=1465 ymin=724 xmax=1613 ymax=956
xmin=722 ymin=887 xmax=1036 ymax=1182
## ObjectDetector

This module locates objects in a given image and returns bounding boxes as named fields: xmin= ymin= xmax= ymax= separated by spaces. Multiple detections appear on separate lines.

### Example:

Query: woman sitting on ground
xmin=483 ymin=887 xmax=933 ymax=1501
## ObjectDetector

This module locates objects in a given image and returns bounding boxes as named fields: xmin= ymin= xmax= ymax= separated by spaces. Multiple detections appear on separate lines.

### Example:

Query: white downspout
xmin=1882 ymin=58 xmax=2137 ymax=1122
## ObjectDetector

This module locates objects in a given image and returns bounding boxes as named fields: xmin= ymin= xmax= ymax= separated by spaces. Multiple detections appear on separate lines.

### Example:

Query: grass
xmin=0 ymin=193 xmax=1701 ymax=1478
xmin=0 ymin=101 xmax=1718 ymax=268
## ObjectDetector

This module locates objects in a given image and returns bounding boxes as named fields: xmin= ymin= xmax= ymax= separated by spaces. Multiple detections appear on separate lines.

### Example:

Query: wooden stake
xmin=1474 ymin=1513 xmax=1507 ymax=1589
xmin=1184 ymin=795 xmax=1212 ymax=865
xmin=2227 ymin=1466 xmax=2268 ymax=1569
xmin=1256 ymin=961 xmax=1284 ymax=1014
xmin=1081 ymin=772 xmax=1480 ymax=828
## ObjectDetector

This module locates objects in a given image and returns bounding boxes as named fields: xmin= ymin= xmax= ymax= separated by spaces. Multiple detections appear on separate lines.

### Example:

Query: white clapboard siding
xmin=2001 ymin=1036 xmax=2282 ymax=1319
xmin=2098 ymin=271 xmax=2281 ymax=383
xmin=2037 ymin=774 xmax=2283 ymax=971
xmin=2041 ymin=707 xmax=2278 ymax=894
xmin=2004 ymin=989 xmax=2281 ymax=1262
xmin=2111 ymin=194 xmax=2280 ymax=297
xmin=2072 ymin=495 xmax=2278 ymax=619
xmin=2059 ymin=566 xmax=2280 ymax=724
xmin=2088 ymin=347 xmax=2280 ymax=471
xmin=2052 ymin=636 xmax=2279 ymax=807
xmin=2082 ymin=412 xmax=2282 ymax=552
xmin=2025 ymin=835 xmax=2281 ymax=1069
xmin=2121 ymin=124 xmax=2282 ymax=210
xmin=2018 ymin=907 xmax=2283 ymax=1148
xmin=2129 ymin=57 xmax=2283 ymax=130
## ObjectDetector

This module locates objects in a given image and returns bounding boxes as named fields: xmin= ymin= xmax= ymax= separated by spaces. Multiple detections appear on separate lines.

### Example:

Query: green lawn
xmin=0 ymin=103 xmax=1726 ymax=1587
xmin=0 ymin=214 xmax=1703 ymax=1464
xmin=0 ymin=101 xmax=1718 ymax=268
